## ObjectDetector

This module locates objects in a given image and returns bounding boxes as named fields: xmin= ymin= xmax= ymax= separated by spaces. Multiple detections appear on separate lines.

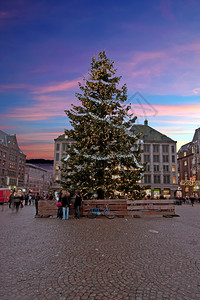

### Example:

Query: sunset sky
xmin=1 ymin=0 xmax=200 ymax=159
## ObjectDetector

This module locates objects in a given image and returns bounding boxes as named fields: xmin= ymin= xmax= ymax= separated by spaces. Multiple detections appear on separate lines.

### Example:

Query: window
xmin=153 ymin=145 xmax=159 ymax=152
xmin=56 ymin=163 xmax=59 ymax=170
xmin=56 ymin=153 xmax=59 ymax=161
xmin=163 ymin=175 xmax=170 ymax=184
xmin=184 ymin=161 xmax=187 ymax=166
xmin=184 ymin=151 xmax=187 ymax=156
xmin=154 ymin=175 xmax=160 ymax=184
xmin=163 ymin=165 xmax=169 ymax=172
xmin=172 ymin=165 xmax=176 ymax=172
xmin=173 ymin=176 xmax=176 ymax=184
xmin=62 ymin=143 xmax=68 ymax=151
xmin=144 ymin=155 xmax=150 ymax=162
xmin=144 ymin=144 xmax=150 ymax=152
xmin=184 ymin=172 xmax=187 ymax=179
xmin=144 ymin=175 xmax=151 ymax=184
xmin=154 ymin=165 xmax=159 ymax=172
xmin=145 ymin=164 xmax=150 ymax=172
xmin=55 ymin=174 xmax=59 ymax=181
xmin=162 ymin=145 xmax=169 ymax=152
xmin=171 ymin=145 xmax=175 ymax=153
xmin=56 ymin=143 xmax=60 ymax=151
xmin=163 ymin=155 xmax=169 ymax=163
xmin=172 ymin=155 xmax=175 ymax=162
xmin=153 ymin=155 xmax=159 ymax=162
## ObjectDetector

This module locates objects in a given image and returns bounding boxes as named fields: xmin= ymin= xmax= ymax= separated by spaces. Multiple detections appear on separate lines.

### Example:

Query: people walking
xmin=61 ymin=190 xmax=70 ymax=220
xmin=14 ymin=193 xmax=22 ymax=212
xmin=74 ymin=190 xmax=82 ymax=219
xmin=8 ymin=191 xmax=14 ymax=209
xmin=190 ymin=196 xmax=195 ymax=207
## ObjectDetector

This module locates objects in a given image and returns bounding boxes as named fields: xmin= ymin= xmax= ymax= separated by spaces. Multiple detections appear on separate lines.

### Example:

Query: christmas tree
xmin=60 ymin=51 xmax=144 ymax=199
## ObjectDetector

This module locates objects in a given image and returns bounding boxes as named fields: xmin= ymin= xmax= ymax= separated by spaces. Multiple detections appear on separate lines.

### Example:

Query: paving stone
xmin=1 ymin=204 xmax=200 ymax=299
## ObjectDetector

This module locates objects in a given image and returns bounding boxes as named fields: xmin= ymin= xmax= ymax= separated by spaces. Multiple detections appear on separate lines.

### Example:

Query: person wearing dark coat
xmin=35 ymin=192 xmax=41 ymax=216
xmin=74 ymin=190 xmax=82 ymax=219
xmin=61 ymin=190 xmax=70 ymax=220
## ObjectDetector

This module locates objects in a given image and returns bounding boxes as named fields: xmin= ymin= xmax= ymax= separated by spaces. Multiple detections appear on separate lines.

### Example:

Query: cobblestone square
xmin=1 ymin=204 xmax=200 ymax=300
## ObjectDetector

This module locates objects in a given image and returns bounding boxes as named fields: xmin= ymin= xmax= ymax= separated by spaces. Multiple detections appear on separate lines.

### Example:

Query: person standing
xmin=61 ymin=190 xmax=70 ymax=220
xmin=74 ymin=190 xmax=82 ymax=219
xmin=35 ymin=192 xmax=40 ymax=216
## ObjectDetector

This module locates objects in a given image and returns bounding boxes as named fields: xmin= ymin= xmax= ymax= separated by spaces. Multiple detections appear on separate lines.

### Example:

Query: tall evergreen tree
xmin=60 ymin=51 xmax=144 ymax=199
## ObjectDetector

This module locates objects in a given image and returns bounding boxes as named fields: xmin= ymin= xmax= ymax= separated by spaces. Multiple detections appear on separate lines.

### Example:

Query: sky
xmin=1 ymin=0 xmax=200 ymax=160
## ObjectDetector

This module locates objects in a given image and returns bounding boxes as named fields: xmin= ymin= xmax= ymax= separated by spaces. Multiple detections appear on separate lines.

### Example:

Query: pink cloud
xmin=33 ymin=79 xmax=80 ymax=94
xmin=119 ymin=40 xmax=200 ymax=96
xmin=129 ymin=103 xmax=200 ymax=119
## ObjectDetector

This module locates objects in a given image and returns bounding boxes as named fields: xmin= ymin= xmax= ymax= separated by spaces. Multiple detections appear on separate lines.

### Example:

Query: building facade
xmin=177 ymin=127 xmax=200 ymax=198
xmin=0 ymin=130 xmax=26 ymax=190
xmin=131 ymin=120 xmax=178 ymax=199
xmin=53 ymin=122 xmax=178 ymax=199
xmin=53 ymin=134 xmax=75 ymax=188
xmin=24 ymin=163 xmax=52 ymax=194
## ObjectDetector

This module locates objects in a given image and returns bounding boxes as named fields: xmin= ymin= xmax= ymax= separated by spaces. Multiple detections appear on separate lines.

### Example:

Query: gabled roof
xmin=0 ymin=130 xmax=9 ymax=146
xmin=178 ymin=142 xmax=192 ymax=153
xmin=0 ymin=130 xmax=25 ymax=155
xmin=131 ymin=122 xmax=176 ymax=143
xmin=54 ymin=133 xmax=74 ymax=142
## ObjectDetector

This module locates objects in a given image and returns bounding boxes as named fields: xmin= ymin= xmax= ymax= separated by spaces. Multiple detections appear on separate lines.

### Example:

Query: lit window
xmin=173 ymin=176 xmax=176 ymax=184
xmin=172 ymin=165 xmax=176 ymax=172
xmin=184 ymin=161 xmax=187 ymax=166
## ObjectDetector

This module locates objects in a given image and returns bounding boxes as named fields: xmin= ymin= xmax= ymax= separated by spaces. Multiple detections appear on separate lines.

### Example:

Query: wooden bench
xmin=38 ymin=200 xmax=76 ymax=217
xmin=82 ymin=199 xmax=127 ymax=217
xmin=127 ymin=199 xmax=175 ymax=216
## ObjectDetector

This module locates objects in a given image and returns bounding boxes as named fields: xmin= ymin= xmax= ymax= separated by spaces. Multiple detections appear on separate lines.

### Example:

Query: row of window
xmin=56 ymin=143 xmax=68 ymax=151
xmin=144 ymin=175 xmax=176 ymax=184
xmin=146 ymin=164 xmax=176 ymax=172
xmin=144 ymin=155 xmax=175 ymax=163
xmin=143 ymin=144 xmax=175 ymax=153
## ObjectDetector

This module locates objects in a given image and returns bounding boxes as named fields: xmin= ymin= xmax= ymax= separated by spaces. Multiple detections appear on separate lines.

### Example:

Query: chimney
xmin=144 ymin=119 xmax=148 ymax=126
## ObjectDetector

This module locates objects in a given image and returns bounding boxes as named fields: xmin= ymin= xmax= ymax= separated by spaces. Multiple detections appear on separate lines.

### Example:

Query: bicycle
xmin=87 ymin=205 xmax=115 ymax=219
